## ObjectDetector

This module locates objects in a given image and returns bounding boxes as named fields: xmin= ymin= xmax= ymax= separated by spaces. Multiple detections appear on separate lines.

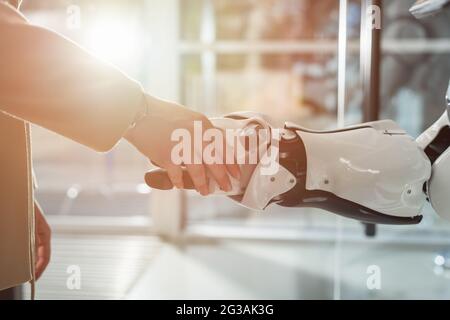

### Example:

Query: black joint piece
xmin=363 ymin=223 xmax=377 ymax=238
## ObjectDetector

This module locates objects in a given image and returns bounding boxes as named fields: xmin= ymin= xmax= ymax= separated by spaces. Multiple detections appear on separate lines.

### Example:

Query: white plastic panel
xmin=297 ymin=122 xmax=431 ymax=218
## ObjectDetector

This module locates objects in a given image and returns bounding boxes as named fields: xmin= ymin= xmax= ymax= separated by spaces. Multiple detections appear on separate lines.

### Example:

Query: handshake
xmin=123 ymin=91 xmax=445 ymax=228
xmin=138 ymin=99 xmax=445 ymax=229
xmin=124 ymin=94 xmax=244 ymax=196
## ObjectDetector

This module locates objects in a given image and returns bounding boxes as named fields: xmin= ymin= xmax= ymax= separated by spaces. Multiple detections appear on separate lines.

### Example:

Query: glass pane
xmin=182 ymin=53 xmax=341 ymax=124
xmin=215 ymin=0 xmax=340 ymax=41
xmin=180 ymin=0 xmax=203 ymax=41
xmin=180 ymin=0 xmax=363 ymax=41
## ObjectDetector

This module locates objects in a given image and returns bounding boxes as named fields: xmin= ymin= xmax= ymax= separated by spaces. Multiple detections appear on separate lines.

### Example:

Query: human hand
xmin=34 ymin=201 xmax=51 ymax=280
xmin=124 ymin=95 xmax=240 ymax=195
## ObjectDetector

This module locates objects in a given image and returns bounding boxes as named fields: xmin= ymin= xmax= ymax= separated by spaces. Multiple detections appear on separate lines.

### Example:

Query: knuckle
xmin=191 ymin=171 xmax=204 ymax=182
xmin=195 ymin=115 xmax=210 ymax=126
xmin=215 ymin=171 xmax=228 ymax=182
xmin=194 ymin=112 xmax=208 ymax=121
xmin=191 ymin=174 xmax=205 ymax=184
xmin=160 ymin=161 xmax=171 ymax=170
xmin=170 ymin=174 xmax=182 ymax=182
xmin=167 ymin=167 xmax=180 ymax=176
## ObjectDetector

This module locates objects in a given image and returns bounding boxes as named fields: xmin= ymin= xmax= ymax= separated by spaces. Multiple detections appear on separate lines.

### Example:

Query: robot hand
xmin=146 ymin=99 xmax=450 ymax=225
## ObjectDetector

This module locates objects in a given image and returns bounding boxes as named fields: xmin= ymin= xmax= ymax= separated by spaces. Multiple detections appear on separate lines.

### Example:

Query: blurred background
xmin=16 ymin=0 xmax=450 ymax=299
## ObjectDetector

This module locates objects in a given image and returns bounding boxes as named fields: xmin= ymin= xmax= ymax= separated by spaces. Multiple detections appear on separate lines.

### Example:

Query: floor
xmin=24 ymin=233 xmax=450 ymax=300
xmin=25 ymin=235 xmax=161 ymax=299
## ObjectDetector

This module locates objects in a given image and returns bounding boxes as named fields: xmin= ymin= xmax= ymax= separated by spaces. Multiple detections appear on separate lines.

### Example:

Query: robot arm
xmin=416 ymin=81 xmax=450 ymax=221
xmin=145 ymin=99 xmax=450 ymax=225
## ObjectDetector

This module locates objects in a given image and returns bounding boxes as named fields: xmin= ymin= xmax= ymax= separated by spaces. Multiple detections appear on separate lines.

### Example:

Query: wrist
xmin=124 ymin=94 xmax=151 ymax=143
xmin=131 ymin=95 xmax=150 ymax=128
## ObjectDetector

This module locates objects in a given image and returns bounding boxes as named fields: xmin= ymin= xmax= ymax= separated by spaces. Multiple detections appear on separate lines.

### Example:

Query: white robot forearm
xmin=146 ymin=88 xmax=450 ymax=225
